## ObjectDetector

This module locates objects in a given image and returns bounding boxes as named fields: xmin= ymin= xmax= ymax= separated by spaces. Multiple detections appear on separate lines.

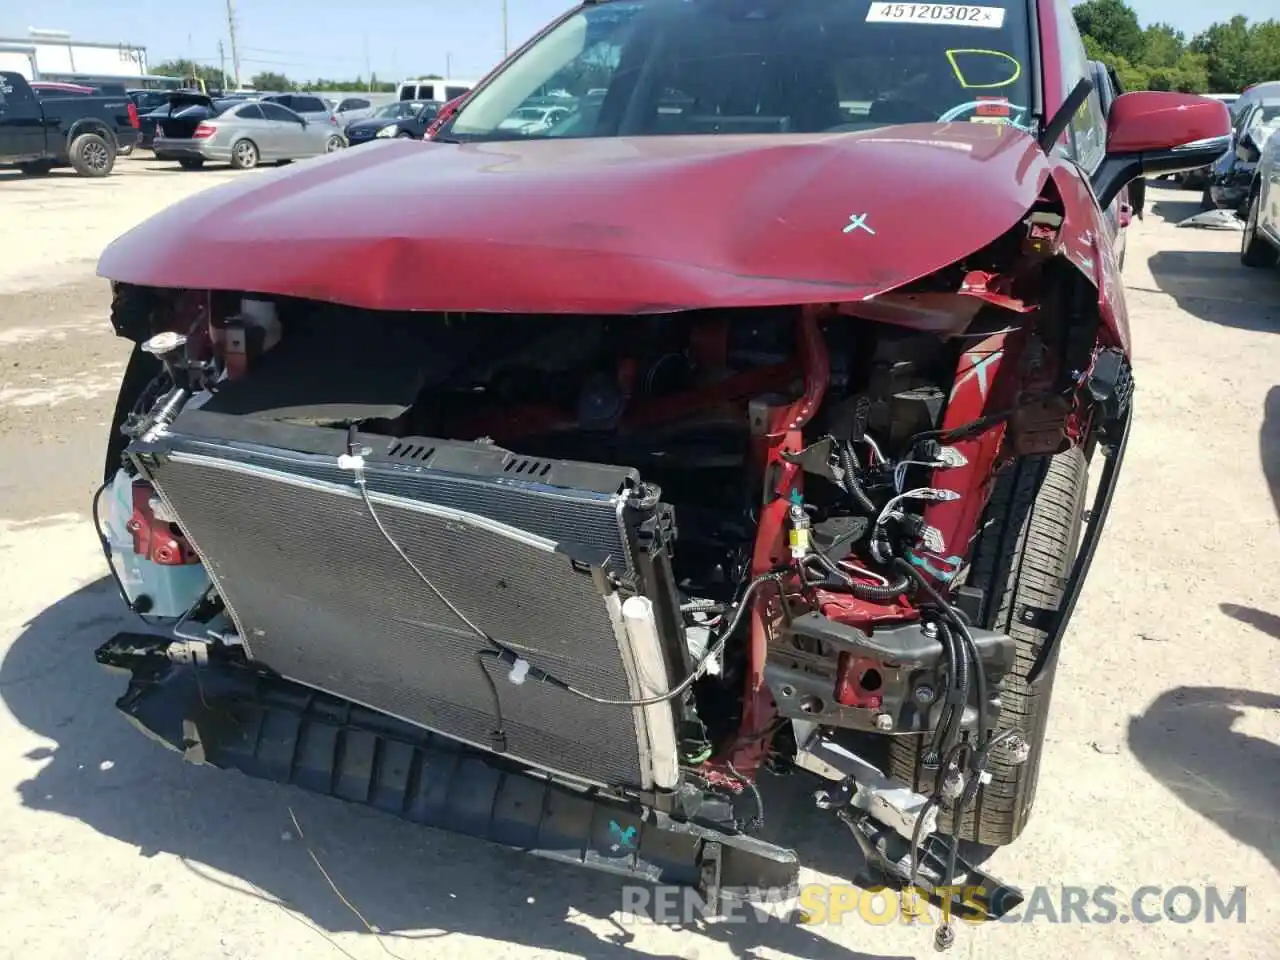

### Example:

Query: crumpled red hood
xmin=98 ymin=124 xmax=1053 ymax=314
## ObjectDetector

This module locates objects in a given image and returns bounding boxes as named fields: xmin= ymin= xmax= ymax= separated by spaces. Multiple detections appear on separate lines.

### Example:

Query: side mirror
xmin=1092 ymin=91 xmax=1232 ymax=210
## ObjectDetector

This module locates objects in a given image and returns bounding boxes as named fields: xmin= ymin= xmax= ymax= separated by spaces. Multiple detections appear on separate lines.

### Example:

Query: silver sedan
xmin=153 ymin=99 xmax=346 ymax=170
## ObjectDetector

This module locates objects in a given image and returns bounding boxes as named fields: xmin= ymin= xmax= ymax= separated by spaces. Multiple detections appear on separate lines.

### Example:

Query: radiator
xmin=134 ymin=414 xmax=683 ymax=791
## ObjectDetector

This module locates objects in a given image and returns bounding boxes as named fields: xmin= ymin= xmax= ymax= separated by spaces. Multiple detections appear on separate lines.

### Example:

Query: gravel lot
xmin=0 ymin=161 xmax=1277 ymax=960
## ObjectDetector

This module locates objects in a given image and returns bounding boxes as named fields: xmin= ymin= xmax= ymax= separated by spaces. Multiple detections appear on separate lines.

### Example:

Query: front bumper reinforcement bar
xmin=96 ymin=632 xmax=799 ymax=909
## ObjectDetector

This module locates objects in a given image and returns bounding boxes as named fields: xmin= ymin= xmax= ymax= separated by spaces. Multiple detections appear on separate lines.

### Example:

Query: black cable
xmin=932 ymin=619 xmax=968 ymax=756
xmin=897 ymin=560 xmax=990 ymax=752
xmin=953 ymin=615 xmax=990 ymax=750
xmin=475 ymin=649 xmax=508 ymax=753
xmin=809 ymin=551 xmax=910 ymax=601
xmin=91 ymin=481 xmax=154 ymax=627
xmin=557 ymin=573 xmax=786 ymax=706
xmin=351 ymin=449 xmax=787 ymax=710
xmin=838 ymin=440 xmax=877 ymax=514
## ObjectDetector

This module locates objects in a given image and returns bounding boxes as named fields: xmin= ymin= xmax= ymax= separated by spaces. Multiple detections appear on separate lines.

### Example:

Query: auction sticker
xmin=866 ymin=3 xmax=1007 ymax=28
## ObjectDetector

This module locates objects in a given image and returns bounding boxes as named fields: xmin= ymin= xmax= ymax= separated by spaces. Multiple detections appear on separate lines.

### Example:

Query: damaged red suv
xmin=94 ymin=0 xmax=1229 ymax=937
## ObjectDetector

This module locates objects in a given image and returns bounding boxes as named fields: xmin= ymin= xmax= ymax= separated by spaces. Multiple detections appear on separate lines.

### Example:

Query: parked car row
xmin=1172 ymin=83 xmax=1280 ymax=193
xmin=142 ymin=90 xmax=348 ymax=170
xmin=154 ymin=96 xmax=346 ymax=170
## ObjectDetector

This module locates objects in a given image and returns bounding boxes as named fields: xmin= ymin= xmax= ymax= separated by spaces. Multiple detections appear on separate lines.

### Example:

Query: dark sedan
xmin=345 ymin=100 xmax=441 ymax=145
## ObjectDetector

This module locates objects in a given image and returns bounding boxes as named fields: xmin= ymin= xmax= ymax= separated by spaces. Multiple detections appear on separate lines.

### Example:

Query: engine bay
xmin=101 ymin=289 xmax=1041 ymax=790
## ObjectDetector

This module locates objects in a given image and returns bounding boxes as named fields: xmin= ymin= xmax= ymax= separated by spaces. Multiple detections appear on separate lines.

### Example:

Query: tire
xmin=325 ymin=135 xmax=345 ymax=152
xmin=178 ymin=157 xmax=205 ymax=170
xmin=396 ymin=131 xmax=414 ymax=139
xmin=17 ymin=160 xmax=54 ymax=176
xmin=889 ymin=447 xmax=1088 ymax=847
xmin=69 ymin=132 xmax=115 ymax=177
xmin=1199 ymin=185 xmax=1216 ymax=211
xmin=1241 ymin=189 xmax=1279 ymax=269
xmin=230 ymin=139 xmax=259 ymax=170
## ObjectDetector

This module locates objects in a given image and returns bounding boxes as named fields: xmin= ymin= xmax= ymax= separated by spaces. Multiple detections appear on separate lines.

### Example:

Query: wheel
xmin=230 ymin=139 xmax=259 ymax=170
xmin=118 ymin=143 xmax=134 ymax=157
xmin=178 ymin=157 xmax=205 ymax=170
xmin=889 ymin=447 xmax=1088 ymax=847
xmin=325 ymin=136 xmax=345 ymax=152
xmin=69 ymin=132 xmax=115 ymax=177
xmin=1199 ymin=185 xmax=1216 ymax=211
xmin=1241 ymin=189 xmax=1279 ymax=269
xmin=17 ymin=160 xmax=54 ymax=176
xmin=395 ymin=131 xmax=414 ymax=139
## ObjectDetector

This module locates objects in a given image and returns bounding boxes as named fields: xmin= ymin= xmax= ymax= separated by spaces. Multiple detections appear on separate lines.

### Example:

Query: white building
xmin=0 ymin=33 xmax=150 ymax=84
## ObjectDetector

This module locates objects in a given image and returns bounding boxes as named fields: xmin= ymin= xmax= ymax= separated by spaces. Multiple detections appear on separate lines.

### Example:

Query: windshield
xmin=447 ymin=0 xmax=1033 ymax=142
xmin=376 ymin=101 xmax=423 ymax=119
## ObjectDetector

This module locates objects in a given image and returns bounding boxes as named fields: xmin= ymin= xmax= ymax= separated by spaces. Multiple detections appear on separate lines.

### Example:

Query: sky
xmin=0 ymin=0 xmax=1276 ymax=84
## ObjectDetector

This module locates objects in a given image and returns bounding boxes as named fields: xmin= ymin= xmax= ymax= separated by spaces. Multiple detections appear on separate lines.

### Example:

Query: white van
xmin=396 ymin=78 xmax=475 ymax=103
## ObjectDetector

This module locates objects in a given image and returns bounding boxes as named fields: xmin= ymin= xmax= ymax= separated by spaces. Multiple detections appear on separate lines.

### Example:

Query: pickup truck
xmin=0 ymin=71 xmax=139 ymax=177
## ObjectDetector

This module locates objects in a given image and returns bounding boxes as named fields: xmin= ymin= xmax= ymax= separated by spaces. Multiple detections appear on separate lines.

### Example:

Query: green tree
xmin=1073 ymin=0 xmax=1144 ymax=62
xmin=152 ymin=59 xmax=224 ymax=89
xmin=250 ymin=71 xmax=293 ymax=92
xmin=1190 ymin=16 xmax=1252 ymax=92
xmin=1141 ymin=23 xmax=1185 ymax=68
xmin=1242 ymin=20 xmax=1280 ymax=86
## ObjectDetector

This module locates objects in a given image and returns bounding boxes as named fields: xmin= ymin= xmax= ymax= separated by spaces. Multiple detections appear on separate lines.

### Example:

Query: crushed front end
xmin=94 ymin=191 xmax=1127 ymax=928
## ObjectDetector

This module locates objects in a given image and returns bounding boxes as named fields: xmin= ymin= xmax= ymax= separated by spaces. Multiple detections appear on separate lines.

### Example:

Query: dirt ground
xmin=0 ymin=162 xmax=1277 ymax=960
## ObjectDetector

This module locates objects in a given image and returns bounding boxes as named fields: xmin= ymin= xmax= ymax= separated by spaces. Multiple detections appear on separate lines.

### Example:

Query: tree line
xmin=152 ymin=59 xmax=444 ymax=93
xmin=1073 ymin=0 xmax=1280 ymax=93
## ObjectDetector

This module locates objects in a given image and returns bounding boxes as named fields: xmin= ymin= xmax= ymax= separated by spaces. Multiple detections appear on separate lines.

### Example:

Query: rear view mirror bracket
xmin=1038 ymin=77 xmax=1094 ymax=155
xmin=1092 ymin=134 xmax=1233 ymax=210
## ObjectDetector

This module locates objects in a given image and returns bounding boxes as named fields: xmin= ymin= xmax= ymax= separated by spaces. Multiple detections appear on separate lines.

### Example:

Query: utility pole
xmin=363 ymin=32 xmax=371 ymax=91
xmin=502 ymin=0 xmax=509 ymax=57
xmin=446 ymin=51 xmax=453 ymax=77
xmin=225 ymin=0 xmax=242 ymax=90
xmin=218 ymin=39 xmax=228 ymax=92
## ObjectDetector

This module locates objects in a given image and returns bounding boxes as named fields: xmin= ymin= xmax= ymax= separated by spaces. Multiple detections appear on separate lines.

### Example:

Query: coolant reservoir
xmin=103 ymin=470 xmax=211 ymax=618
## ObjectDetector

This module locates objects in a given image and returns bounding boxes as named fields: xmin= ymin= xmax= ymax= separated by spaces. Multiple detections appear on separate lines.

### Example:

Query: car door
xmin=230 ymin=102 xmax=277 ymax=158
xmin=1264 ymin=122 xmax=1280 ymax=237
xmin=0 ymin=73 xmax=47 ymax=158
xmin=1050 ymin=2 xmax=1126 ymax=268
xmin=259 ymin=101 xmax=308 ymax=155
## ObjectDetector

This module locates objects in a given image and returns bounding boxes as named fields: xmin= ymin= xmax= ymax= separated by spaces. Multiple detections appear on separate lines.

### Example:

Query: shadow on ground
xmin=0 ymin=168 xmax=85 ymax=182
xmin=1127 ymin=686 xmax=1280 ymax=873
xmin=1220 ymin=603 xmax=1280 ymax=642
xmin=0 ymin=579 xmax=901 ymax=960
xmin=1146 ymin=249 xmax=1280 ymax=331
xmin=1147 ymin=192 xmax=1205 ymax=226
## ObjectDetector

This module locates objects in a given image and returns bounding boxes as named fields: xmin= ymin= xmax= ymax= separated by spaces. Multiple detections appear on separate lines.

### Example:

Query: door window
xmin=1052 ymin=0 xmax=1107 ymax=170
xmin=293 ymin=96 xmax=327 ymax=113
xmin=261 ymin=102 xmax=302 ymax=123
xmin=236 ymin=103 xmax=265 ymax=120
